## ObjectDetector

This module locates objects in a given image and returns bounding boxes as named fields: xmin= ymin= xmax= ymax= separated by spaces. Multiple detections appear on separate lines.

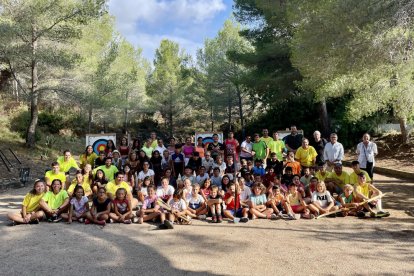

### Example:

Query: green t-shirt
xmin=268 ymin=140 xmax=286 ymax=161
xmin=42 ymin=190 xmax=69 ymax=210
xmin=252 ymin=141 xmax=268 ymax=161
xmin=95 ymin=165 xmax=119 ymax=181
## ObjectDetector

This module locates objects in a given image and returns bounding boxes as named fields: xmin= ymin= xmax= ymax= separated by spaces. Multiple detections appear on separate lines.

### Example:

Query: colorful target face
xmin=202 ymin=137 xmax=214 ymax=146
xmin=92 ymin=139 xmax=108 ymax=154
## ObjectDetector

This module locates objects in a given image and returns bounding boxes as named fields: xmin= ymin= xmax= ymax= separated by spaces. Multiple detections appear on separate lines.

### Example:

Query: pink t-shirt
xmin=182 ymin=145 xmax=194 ymax=158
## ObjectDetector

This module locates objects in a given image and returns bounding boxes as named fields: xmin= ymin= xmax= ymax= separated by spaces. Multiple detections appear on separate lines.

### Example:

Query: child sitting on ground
xmin=207 ymin=185 xmax=223 ymax=223
xmin=310 ymin=181 xmax=338 ymax=216
xmin=88 ymin=187 xmax=110 ymax=225
xmin=200 ymin=178 xmax=211 ymax=202
xmin=167 ymin=189 xmax=191 ymax=224
xmin=354 ymin=173 xmax=390 ymax=218
xmin=286 ymin=183 xmax=314 ymax=219
xmin=109 ymin=188 xmax=133 ymax=224
xmin=62 ymin=186 xmax=89 ymax=224
xmin=223 ymin=182 xmax=249 ymax=222
xmin=187 ymin=183 xmax=208 ymax=219
xmin=249 ymin=182 xmax=277 ymax=220
xmin=7 ymin=180 xmax=46 ymax=226
xmin=267 ymin=185 xmax=295 ymax=220
xmin=138 ymin=185 xmax=170 ymax=228
xmin=156 ymin=177 xmax=175 ymax=203
xmin=338 ymin=184 xmax=359 ymax=217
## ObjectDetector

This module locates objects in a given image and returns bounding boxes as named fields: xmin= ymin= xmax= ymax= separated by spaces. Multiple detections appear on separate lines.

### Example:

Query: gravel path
xmin=0 ymin=172 xmax=413 ymax=276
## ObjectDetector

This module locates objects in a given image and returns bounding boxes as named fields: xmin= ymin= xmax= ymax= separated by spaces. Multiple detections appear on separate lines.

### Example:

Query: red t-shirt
xmin=225 ymin=139 xmax=239 ymax=159
xmin=224 ymin=192 xmax=240 ymax=210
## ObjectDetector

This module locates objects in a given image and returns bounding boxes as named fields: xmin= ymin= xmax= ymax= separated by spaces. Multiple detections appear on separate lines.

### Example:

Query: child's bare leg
xmin=97 ymin=213 xmax=109 ymax=221
xmin=61 ymin=213 xmax=69 ymax=220
xmin=196 ymin=206 xmax=207 ymax=215
xmin=307 ymin=203 xmax=319 ymax=215
xmin=250 ymin=208 xmax=266 ymax=218
xmin=7 ymin=212 xmax=27 ymax=224
xmin=109 ymin=213 xmax=120 ymax=222
xmin=270 ymin=202 xmax=280 ymax=215
xmin=223 ymin=210 xmax=234 ymax=220
xmin=143 ymin=212 xmax=160 ymax=222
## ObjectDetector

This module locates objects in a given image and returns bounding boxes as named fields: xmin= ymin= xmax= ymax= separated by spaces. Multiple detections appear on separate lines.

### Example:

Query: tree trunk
xmin=399 ymin=116 xmax=409 ymax=144
xmin=169 ymin=87 xmax=173 ymax=138
xmin=318 ymin=99 xmax=330 ymax=137
xmin=88 ymin=104 xmax=93 ymax=133
xmin=123 ymin=107 xmax=128 ymax=134
xmin=211 ymin=105 xmax=214 ymax=132
xmin=228 ymin=88 xmax=232 ymax=131
xmin=236 ymin=85 xmax=245 ymax=140
xmin=26 ymin=30 xmax=38 ymax=148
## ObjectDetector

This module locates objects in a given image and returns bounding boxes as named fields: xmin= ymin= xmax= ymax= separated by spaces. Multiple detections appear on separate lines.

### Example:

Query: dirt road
xmin=0 ymin=172 xmax=413 ymax=275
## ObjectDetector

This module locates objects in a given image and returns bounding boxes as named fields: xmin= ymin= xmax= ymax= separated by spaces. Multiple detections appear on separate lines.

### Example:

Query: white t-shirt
xmin=240 ymin=140 xmax=253 ymax=158
xmin=137 ymin=169 xmax=155 ymax=181
xmin=154 ymin=145 xmax=167 ymax=155
xmin=196 ymin=173 xmax=209 ymax=184
xmin=188 ymin=194 xmax=205 ymax=207
xmin=202 ymin=157 xmax=215 ymax=172
xmin=213 ymin=162 xmax=226 ymax=176
xmin=240 ymin=186 xmax=252 ymax=201
xmin=70 ymin=196 xmax=88 ymax=215
xmin=168 ymin=198 xmax=187 ymax=211
xmin=156 ymin=185 xmax=175 ymax=198
xmin=312 ymin=191 xmax=333 ymax=208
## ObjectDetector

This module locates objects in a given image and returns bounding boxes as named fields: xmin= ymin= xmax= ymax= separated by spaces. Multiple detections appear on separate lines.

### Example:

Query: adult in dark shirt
xmin=187 ymin=151 xmax=202 ymax=172
xmin=206 ymin=134 xmax=225 ymax=162
xmin=309 ymin=130 xmax=328 ymax=164
xmin=284 ymin=125 xmax=303 ymax=153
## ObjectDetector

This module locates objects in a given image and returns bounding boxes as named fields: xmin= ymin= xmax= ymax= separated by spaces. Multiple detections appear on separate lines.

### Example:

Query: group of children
xmin=6 ymin=130 xmax=391 ymax=228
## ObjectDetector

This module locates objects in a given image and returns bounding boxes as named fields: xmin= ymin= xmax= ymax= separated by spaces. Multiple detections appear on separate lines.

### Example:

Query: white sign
xmin=86 ymin=133 xmax=117 ymax=154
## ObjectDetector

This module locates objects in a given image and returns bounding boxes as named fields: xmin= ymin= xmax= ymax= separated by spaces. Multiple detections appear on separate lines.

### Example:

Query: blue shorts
xmin=228 ymin=208 xmax=243 ymax=217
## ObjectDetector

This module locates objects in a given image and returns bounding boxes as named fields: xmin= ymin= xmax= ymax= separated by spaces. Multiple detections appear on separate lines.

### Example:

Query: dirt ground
xmin=0 ymin=170 xmax=413 ymax=276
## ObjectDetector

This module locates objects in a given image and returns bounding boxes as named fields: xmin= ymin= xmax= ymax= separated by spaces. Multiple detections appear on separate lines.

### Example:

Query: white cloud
xmin=109 ymin=0 xmax=226 ymax=26
xmin=108 ymin=0 xmax=227 ymax=61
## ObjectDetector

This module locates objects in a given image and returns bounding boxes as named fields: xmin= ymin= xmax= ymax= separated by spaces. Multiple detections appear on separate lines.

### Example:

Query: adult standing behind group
xmin=224 ymin=131 xmax=239 ymax=162
xmin=323 ymin=133 xmax=344 ymax=171
xmin=310 ymin=130 xmax=328 ymax=164
xmin=284 ymin=126 xmax=303 ymax=153
xmin=356 ymin=133 xmax=378 ymax=179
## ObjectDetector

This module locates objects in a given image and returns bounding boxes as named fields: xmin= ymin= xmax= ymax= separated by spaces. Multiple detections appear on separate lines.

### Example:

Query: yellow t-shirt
xmin=349 ymin=170 xmax=371 ymax=185
xmin=57 ymin=156 xmax=80 ymax=173
xmin=44 ymin=170 xmax=66 ymax=184
xmin=79 ymin=153 xmax=98 ymax=169
xmin=67 ymin=180 xmax=92 ymax=195
xmin=22 ymin=192 xmax=45 ymax=213
xmin=106 ymin=181 xmax=130 ymax=198
xmin=355 ymin=182 xmax=370 ymax=198
xmin=315 ymin=171 xmax=331 ymax=182
xmin=260 ymin=137 xmax=273 ymax=146
xmin=150 ymin=140 xmax=158 ymax=149
xmin=295 ymin=146 xmax=318 ymax=167
xmin=328 ymin=172 xmax=350 ymax=189
xmin=42 ymin=190 xmax=69 ymax=210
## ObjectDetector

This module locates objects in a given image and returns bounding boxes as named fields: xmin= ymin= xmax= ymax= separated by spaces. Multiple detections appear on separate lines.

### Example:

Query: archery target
xmin=92 ymin=139 xmax=108 ymax=154
xmin=86 ymin=133 xmax=117 ymax=154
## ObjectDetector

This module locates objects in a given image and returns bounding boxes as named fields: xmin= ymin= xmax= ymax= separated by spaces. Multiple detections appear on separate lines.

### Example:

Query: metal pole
xmin=0 ymin=149 xmax=13 ymax=168
xmin=0 ymin=152 xmax=11 ymax=172
xmin=9 ymin=148 xmax=22 ymax=164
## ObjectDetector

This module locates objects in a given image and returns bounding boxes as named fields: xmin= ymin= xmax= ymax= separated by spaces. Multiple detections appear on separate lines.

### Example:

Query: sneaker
xmin=287 ymin=214 xmax=296 ymax=220
xmin=52 ymin=216 xmax=62 ymax=223
xmin=96 ymin=220 xmax=105 ymax=226
xmin=78 ymin=218 xmax=84 ymax=223
xmin=376 ymin=211 xmax=390 ymax=218
xmin=217 ymin=215 xmax=223 ymax=223
xmin=7 ymin=221 xmax=16 ymax=227
xmin=29 ymin=219 xmax=39 ymax=225
xmin=327 ymin=213 xmax=337 ymax=218
xmin=158 ymin=224 xmax=168 ymax=229
xmin=310 ymin=214 xmax=315 ymax=219
xmin=109 ymin=219 xmax=114 ymax=223
xmin=132 ymin=216 xmax=139 ymax=223
xmin=370 ymin=212 xmax=377 ymax=218
xmin=240 ymin=217 xmax=249 ymax=223
xmin=197 ymin=214 xmax=207 ymax=220
xmin=164 ymin=220 xmax=174 ymax=229
xmin=357 ymin=211 xmax=366 ymax=218
xmin=84 ymin=219 xmax=91 ymax=225
xmin=270 ymin=214 xmax=279 ymax=220
xmin=212 ymin=215 xmax=217 ymax=223
xmin=124 ymin=219 xmax=132 ymax=224
xmin=47 ymin=217 xmax=53 ymax=223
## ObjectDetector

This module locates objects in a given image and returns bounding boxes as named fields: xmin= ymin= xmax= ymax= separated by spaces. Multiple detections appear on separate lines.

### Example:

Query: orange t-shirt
xmin=285 ymin=161 xmax=301 ymax=175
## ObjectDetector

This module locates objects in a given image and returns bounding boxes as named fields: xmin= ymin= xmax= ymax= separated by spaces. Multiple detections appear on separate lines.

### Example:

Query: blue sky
xmin=108 ymin=0 xmax=234 ymax=62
